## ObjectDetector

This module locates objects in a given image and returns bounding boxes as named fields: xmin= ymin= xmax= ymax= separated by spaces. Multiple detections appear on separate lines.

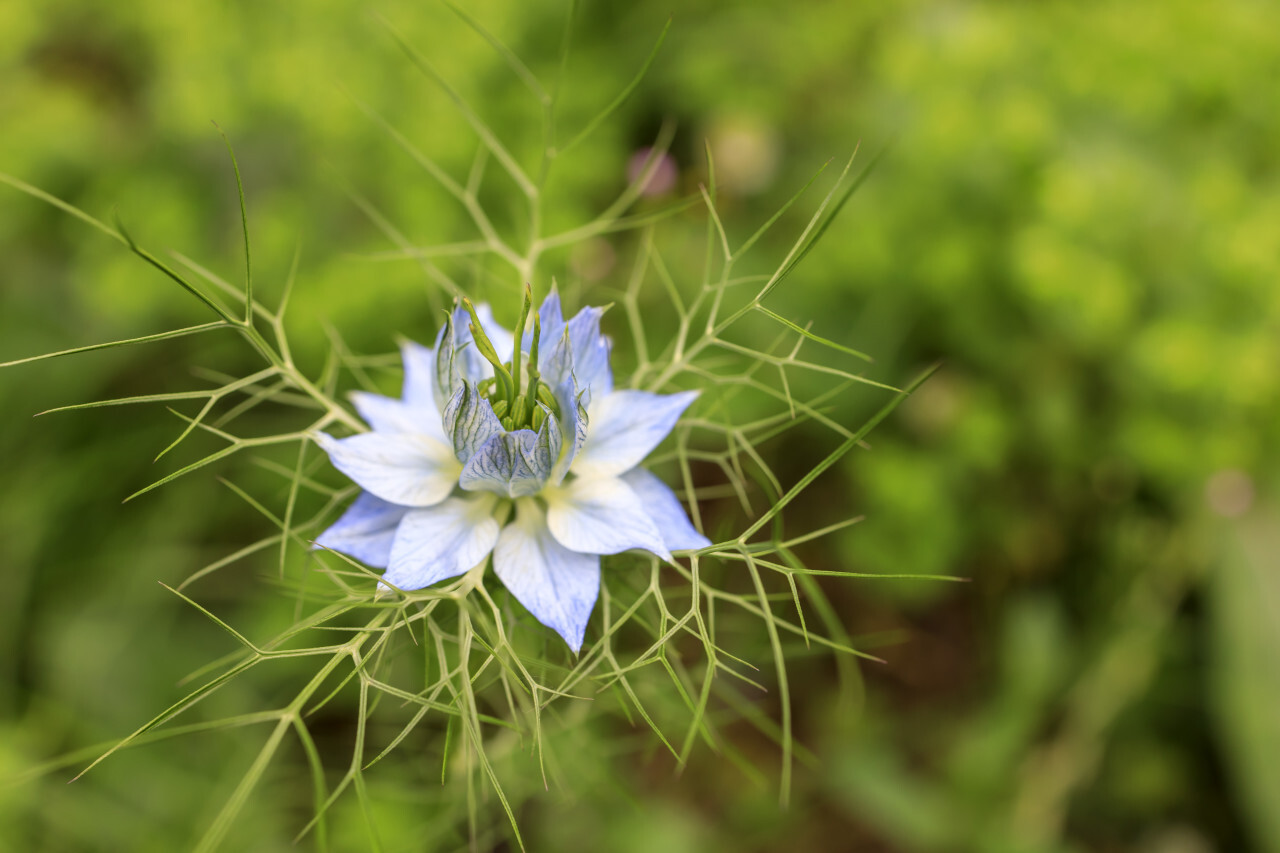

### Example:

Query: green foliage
xmin=1213 ymin=517 xmax=1280 ymax=853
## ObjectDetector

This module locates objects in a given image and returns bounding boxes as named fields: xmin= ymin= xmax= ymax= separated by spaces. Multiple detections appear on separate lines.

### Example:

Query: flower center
xmin=462 ymin=286 xmax=560 ymax=432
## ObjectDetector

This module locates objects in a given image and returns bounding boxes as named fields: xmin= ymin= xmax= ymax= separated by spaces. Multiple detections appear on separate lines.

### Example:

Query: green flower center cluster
xmin=464 ymin=286 xmax=561 ymax=432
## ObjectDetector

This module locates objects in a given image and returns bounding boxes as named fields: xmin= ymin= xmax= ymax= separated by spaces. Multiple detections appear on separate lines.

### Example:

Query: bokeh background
xmin=2 ymin=1 xmax=1277 ymax=851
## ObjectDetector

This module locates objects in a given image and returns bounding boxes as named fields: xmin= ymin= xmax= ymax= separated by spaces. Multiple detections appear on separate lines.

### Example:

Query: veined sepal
xmin=443 ymin=381 xmax=504 ymax=464
xmin=458 ymin=407 xmax=564 ymax=498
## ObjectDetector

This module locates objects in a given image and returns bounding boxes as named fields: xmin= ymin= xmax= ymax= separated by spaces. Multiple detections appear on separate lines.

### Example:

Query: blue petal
xmin=433 ymin=304 xmax=516 ymax=412
xmin=550 ymin=375 xmax=587 ymax=484
xmin=459 ymin=416 xmax=561 ymax=498
xmin=571 ymin=390 xmax=699 ymax=479
xmin=539 ymin=323 xmax=575 ymax=391
xmin=523 ymin=287 xmax=565 ymax=355
xmin=314 ymin=431 xmax=459 ymax=507
xmin=493 ymin=498 xmax=600 ymax=652
xmin=442 ymin=383 xmax=504 ymax=463
xmin=314 ymin=491 xmax=409 ymax=568
xmin=384 ymin=494 xmax=501 ymax=590
xmin=543 ymin=475 xmax=671 ymax=560
xmin=350 ymin=392 xmax=447 ymax=443
xmin=400 ymin=340 xmax=436 ymax=409
xmin=536 ymin=305 xmax=612 ymax=398
xmin=622 ymin=467 xmax=712 ymax=552
xmin=433 ymin=309 xmax=487 ymax=412
xmin=563 ymin=306 xmax=612 ymax=396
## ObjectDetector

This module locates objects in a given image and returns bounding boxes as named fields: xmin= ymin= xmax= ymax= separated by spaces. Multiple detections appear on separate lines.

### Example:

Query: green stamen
xmin=535 ymin=383 xmax=561 ymax=417
xmin=510 ymin=395 xmax=529 ymax=429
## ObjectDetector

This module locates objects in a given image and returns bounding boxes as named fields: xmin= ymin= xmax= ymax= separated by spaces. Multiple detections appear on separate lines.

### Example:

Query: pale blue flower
xmin=314 ymin=290 xmax=709 ymax=652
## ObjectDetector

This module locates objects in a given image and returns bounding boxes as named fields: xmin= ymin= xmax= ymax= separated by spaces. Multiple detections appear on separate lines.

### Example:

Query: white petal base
xmin=493 ymin=499 xmax=600 ymax=652
xmin=385 ymin=494 xmax=501 ymax=591
xmin=543 ymin=475 xmax=671 ymax=560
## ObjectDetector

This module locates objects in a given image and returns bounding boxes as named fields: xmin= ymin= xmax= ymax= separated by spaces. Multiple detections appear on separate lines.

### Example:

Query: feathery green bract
xmin=0 ymin=14 xmax=944 ymax=853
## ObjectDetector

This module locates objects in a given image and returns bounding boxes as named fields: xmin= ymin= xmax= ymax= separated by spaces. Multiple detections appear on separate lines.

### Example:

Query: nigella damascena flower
xmin=312 ymin=287 xmax=709 ymax=651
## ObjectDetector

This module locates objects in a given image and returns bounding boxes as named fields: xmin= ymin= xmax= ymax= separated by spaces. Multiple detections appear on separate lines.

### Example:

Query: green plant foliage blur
xmin=3 ymin=0 xmax=1277 ymax=851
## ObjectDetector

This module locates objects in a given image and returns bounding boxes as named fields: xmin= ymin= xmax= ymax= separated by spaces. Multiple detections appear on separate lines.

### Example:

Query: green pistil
xmin=463 ymin=289 xmax=563 ymax=432
xmin=509 ymin=284 xmax=533 ymax=412
xmin=526 ymin=311 xmax=543 ymax=413
xmin=462 ymin=299 xmax=514 ymax=402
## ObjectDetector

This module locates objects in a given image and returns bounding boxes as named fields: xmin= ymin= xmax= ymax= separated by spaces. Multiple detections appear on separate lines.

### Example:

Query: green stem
xmin=240 ymin=324 xmax=364 ymax=433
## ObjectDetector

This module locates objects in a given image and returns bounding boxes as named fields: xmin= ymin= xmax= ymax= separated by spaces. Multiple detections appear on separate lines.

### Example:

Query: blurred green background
xmin=2 ymin=0 xmax=1278 ymax=851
